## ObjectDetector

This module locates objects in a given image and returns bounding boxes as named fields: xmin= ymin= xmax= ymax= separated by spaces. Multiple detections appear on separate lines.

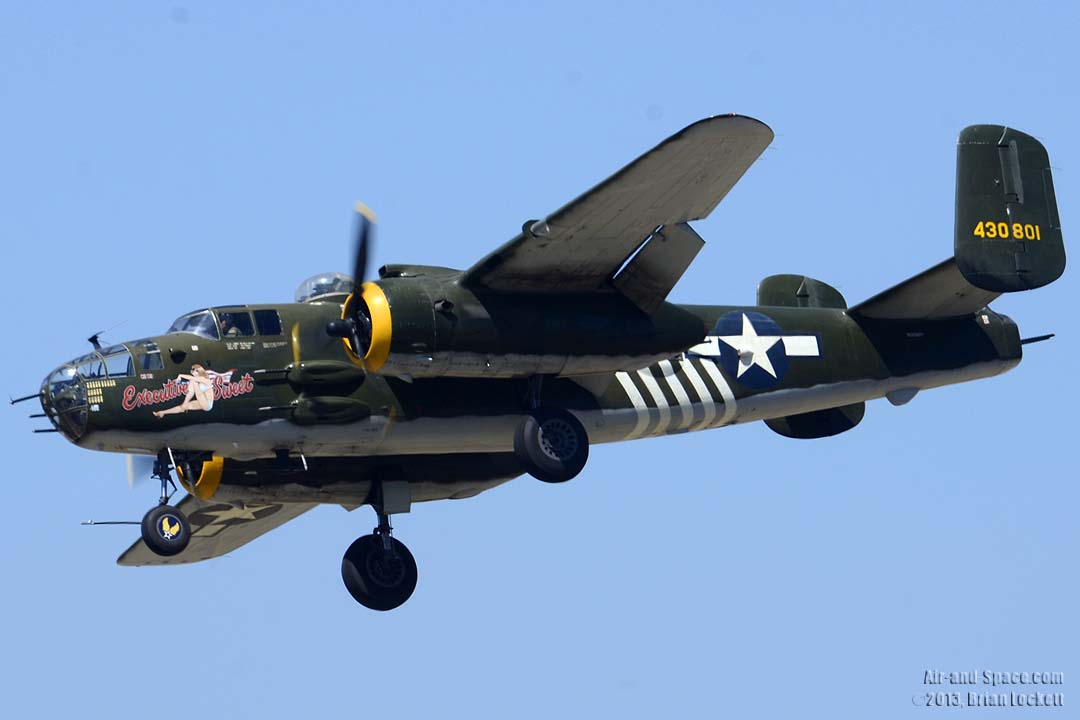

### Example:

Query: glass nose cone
xmin=41 ymin=365 xmax=88 ymax=441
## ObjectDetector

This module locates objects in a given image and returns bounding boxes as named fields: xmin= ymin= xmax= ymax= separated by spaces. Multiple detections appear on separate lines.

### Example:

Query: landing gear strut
xmin=513 ymin=376 xmax=590 ymax=483
xmin=341 ymin=485 xmax=418 ymax=610
xmin=139 ymin=452 xmax=191 ymax=557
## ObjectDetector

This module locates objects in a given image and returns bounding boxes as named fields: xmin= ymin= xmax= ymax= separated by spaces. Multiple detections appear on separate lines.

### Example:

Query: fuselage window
xmin=219 ymin=310 xmax=255 ymax=337
xmin=104 ymin=351 xmax=134 ymax=378
xmin=128 ymin=340 xmax=165 ymax=371
xmin=142 ymin=348 xmax=164 ymax=371
xmin=254 ymin=309 xmax=283 ymax=336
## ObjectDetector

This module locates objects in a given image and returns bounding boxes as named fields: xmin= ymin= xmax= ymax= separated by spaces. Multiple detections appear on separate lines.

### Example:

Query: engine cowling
xmin=339 ymin=272 xmax=705 ymax=379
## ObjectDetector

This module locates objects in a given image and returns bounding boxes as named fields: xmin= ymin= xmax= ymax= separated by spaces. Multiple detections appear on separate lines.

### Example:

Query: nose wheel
xmin=341 ymin=505 xmax=418 ymax=611
xmin=141 ymin=504 xmax=191 ymax=556
xmin=139 ymin=452 xmax=191 ymax=557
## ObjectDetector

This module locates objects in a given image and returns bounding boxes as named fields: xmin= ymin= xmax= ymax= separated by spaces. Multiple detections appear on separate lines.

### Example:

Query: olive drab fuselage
xmin=40 ymin=265 xmax=1024 ymax=503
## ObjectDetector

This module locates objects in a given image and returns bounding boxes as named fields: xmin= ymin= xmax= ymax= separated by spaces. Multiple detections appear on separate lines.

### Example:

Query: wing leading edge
xmin=461 ymin=114 xmax=773 ymax=298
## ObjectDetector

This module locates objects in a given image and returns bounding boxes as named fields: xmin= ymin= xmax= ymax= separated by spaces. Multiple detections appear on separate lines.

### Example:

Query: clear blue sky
xmin=2 ymin=2 xmax=1075 ymax=717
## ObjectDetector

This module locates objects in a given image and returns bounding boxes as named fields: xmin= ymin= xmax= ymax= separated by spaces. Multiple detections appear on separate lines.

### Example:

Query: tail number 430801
xmin=973 ymin=221 xmax=1041 ymax=240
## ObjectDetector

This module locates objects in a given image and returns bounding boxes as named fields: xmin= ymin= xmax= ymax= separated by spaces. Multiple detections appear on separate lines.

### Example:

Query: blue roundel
xmin=711 ymin=311 xmax=789 ymax=389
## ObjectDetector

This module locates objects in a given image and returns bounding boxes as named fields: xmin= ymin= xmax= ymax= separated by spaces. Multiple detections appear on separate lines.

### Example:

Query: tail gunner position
xmin=17 ymin=117 xmax=1064 ymax=610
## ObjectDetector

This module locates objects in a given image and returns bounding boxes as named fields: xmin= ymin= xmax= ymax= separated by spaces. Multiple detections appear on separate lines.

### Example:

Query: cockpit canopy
xmin=71 ymin=344 xmax=135 ymax=379
xmin=166 ymin=307 xmax=284 ymax=340
xmin=66 ymin=341 xmax=161 ymax=381
xmin=295 ymin=272 xmax=354 ymax=304
xmin=167 ymin=309 xmax=220 ymax=340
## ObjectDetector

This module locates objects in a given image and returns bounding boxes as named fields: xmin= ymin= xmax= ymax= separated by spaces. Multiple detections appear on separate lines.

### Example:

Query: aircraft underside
xmin=86 ymin=353 xmax=1016 ymax=506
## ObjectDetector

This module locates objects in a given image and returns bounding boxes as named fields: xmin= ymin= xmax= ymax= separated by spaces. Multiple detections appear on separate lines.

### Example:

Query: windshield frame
xmin=73 ymin=352 xmax=107 ymax=379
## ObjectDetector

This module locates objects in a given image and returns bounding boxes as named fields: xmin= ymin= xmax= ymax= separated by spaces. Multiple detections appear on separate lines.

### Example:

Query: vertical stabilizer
xmin=955 ymin=125 xmax=1065 ymax=292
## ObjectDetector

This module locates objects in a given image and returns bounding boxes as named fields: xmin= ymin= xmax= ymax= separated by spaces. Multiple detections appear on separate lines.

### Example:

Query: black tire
xmin=141 ymin=505 xmax=191 ymax=557
xmin=341 ymin=534 xmax=418 ymax=611
xmin=513 ymin=407 xmax=589 ymax=483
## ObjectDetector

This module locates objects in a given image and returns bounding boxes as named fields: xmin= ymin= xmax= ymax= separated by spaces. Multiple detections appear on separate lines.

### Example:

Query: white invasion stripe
xmin=681 ymin=359 xmax=717 ymax=430
xmin=636 ymin=367 xmax=672 ymax=435
xmin=615 ymin=372 xmax=650 ymax=440
xmin=699 ymin=360 xmax=737 ymax=426
xmin=782 ymin=336 xmax=820 ymax=357
xmin=658 ymin=360 xmax=694 ymax=429
xmin=688 ymin=337 xmax=722 ymax=358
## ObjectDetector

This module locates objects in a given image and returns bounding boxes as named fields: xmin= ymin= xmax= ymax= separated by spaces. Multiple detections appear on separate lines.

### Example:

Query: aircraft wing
xmin=117 ymin=495 xmax=316 ymax=566
xmin=461 ymin=115 xmax=773 ymax=306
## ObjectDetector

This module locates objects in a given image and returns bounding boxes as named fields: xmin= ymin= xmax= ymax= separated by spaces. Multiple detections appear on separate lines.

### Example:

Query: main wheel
xmin=514 ymin=407 xmax=589 ymax=483
xmin=341 ymin=534 xmax=418 ymax=611
xmin=141 ymin=505 xmax=191 ymax=557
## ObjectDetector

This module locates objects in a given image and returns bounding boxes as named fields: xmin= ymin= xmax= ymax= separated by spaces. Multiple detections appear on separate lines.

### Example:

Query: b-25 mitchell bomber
xmin=17 ymin=116 xmax=1064 ymax=610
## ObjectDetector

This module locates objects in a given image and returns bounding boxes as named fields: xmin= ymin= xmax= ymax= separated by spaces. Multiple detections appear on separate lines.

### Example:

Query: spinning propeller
xmin=125 ymin=454 xmax=156 ymax=489
xmin=325 ymin=202 xmax=378 ymax=365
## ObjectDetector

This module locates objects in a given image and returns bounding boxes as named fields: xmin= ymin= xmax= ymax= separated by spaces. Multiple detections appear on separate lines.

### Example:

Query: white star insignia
xmin=202 ymin=505 xmax=261 ymax=523
xmin=717 ymin=313 xmax=781 ymax=378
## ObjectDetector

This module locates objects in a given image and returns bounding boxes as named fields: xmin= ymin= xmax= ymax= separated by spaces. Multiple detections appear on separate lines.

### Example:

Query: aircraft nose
xmin=40 ymin=365 xmax=88 ymax=441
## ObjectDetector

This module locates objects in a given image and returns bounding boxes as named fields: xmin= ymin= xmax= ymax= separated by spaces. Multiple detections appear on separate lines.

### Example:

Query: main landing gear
xmin=341 ymin=484 xmax=418 ymax=611
xmin=513 ymin=377 xmax=590 ymax=483
xmin=140 ymin=453 xmax=191 ymax=557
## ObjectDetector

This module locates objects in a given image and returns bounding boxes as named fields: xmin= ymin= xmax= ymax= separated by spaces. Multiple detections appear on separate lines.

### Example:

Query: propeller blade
xmin=326 ymin=201 xmax=378 ymax=365
xmin=126 ymin=454 xmax=156 ymax=490
xmin=351 ymin=201 xmax=377 ymax=287
xmin=291 ymin=322 xmax=302 ymax=368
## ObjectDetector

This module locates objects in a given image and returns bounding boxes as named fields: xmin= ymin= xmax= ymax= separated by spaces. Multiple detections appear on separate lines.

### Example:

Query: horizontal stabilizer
xmin=849 ymin=258 xmax=998 ymax=321
xmin=853 ymin=124 xmax=1064 ymax=322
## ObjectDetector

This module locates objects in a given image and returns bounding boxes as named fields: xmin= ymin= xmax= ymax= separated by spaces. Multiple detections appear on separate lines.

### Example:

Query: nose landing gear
xmin=139 ymin=452 xmax=191 ymax=557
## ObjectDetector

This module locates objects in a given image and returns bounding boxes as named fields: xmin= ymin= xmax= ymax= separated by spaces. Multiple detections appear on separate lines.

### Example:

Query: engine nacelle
xmin=341 ymin=271 xmax=705 ymax=379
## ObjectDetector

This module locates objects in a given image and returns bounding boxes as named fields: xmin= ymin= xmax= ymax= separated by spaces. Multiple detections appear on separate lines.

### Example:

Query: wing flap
xmin=117 ymin=495 xmax=316 ymax=566
xmin=612 ymin=223 xmax=704 ymax=313
xmin=462 ymin=115 xmax=773 ymax=294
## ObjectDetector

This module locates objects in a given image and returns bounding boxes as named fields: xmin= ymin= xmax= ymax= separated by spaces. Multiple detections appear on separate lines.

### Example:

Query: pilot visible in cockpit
xmin=220 ymin=314 xmax=242 ymax=337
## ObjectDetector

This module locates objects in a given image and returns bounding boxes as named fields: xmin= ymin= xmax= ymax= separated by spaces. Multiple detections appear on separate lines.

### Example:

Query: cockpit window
xmin=254 ymin=309 xmax=283 ymax=336
xmin=74 ymin=353 xmax=106 ymax=379
xmin=167 ymin=310 xmax=220 ymax=340
xmin=218 ymin=310 xmax=255 ymax=337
